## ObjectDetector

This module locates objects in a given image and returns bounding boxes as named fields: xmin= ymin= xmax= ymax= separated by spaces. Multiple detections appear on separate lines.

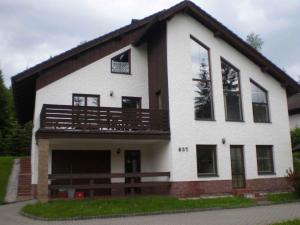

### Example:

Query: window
xmin=196 ymin=145 xmax=218 ymax=177
xmin=72 ymin=94 xmax=100 ymax=107
xmin=122 ymin=97 xmax=141 ymax=109
xmin=256 ymin=145 xmax=274 ymax=175
xmin=156 ymin=91 xmax=163 ymax=110
xmin=190 ymin=36 xmax=214 ymax=120
xmin=251 ymin=80 xmax=270 ymax=123
xmin=111 ymin=50 xmax=130 ymax=74
xmin=221 ymin=58 xmax=243 ymax=121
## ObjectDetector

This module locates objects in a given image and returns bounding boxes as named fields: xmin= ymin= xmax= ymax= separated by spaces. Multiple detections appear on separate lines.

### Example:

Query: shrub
xmin=286 ymin=168 xmax=300 ymax=196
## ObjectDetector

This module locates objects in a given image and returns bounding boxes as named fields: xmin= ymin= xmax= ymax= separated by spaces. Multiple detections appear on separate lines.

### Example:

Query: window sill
xmin=254 ymin=121 xmax=272 ymax=124
xmin=195 ymin=118 xmax=216 ymax=122
xmin=258 ymin=172 xmax=276 ymax=176
xmin=197 ymin=174 xmax=219 ymax=178
xmin=111 ymin=72 xmax=132 ymax=75
xmin=225 ymin=120 xmax=244 ymax=123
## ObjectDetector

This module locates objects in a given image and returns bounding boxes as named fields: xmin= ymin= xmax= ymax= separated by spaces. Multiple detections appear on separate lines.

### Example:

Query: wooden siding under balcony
xmin=36 ymin=104 xmax=170 ymax=139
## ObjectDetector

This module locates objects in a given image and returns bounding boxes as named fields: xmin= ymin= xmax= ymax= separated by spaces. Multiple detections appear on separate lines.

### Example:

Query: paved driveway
xmin=1 ymin=201 xmax=300 ymax=225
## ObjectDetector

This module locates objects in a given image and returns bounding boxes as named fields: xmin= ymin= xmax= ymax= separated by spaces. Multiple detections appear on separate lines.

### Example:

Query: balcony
xmin=36 ymin=104 xmax=170 ymax=139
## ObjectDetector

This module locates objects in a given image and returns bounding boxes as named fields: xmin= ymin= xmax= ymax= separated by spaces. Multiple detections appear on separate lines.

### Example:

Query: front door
xmin=230 ymin=146 xmax=246 ymax=189
xmin=124 ymin=150 xmax=141 ymax=194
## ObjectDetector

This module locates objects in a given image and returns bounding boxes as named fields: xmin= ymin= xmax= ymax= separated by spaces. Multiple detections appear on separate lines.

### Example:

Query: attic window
xmin=111 ymin=50 xmax=131 ymax=74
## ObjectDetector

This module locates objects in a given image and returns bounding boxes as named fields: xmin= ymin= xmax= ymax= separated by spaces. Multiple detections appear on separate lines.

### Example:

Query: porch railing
xmin=49 ymin=172 xmax=171 ymax=197
xmin=40 ymin=104 xmax=169 ymax=132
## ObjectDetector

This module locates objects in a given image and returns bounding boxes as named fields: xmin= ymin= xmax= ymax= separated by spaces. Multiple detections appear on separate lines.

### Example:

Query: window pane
xmin=111 ymin=50 xmax=130 ymax=74
xmin=122 ymin=97 xmax=141 ymax=109
xmin=251 ymin=81 xmax=269 ymax=122
xmin=221 ymin=59 xmax=243 ymax=121
xmin=196 ymin=145 xmax=217 ymax=176
xmin=253 ymin=103 xmax=268 ymax=122
xmin=191 ymin=40 xmax=210 ymax=80
xmin=191 ymin=37 xmax=213 ymax=120
xmin=194 ymin=80 xmax=212 ymax=119
xmin=251 ymin=82 xmax=267 ymax=103
xmin=256 ymin=146 xmax=274 ymax=174
xmin=87 ymin=97 xmax=99 ymax=107
xmin=225 ymin=93 xmax=242 ymax=121
xmin=222 ymin=60 xmax=240 ymax=92
xmin=73 ymin=96 xmax=85 ymax=106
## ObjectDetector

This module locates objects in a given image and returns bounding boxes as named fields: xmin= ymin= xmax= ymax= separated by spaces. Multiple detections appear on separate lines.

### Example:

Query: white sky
xmin=0 ymin=0 xmax=299 ymax=86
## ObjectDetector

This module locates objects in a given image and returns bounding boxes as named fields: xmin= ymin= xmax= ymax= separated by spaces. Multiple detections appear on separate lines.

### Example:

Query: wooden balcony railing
xmin=40 ymin=104 xmax=169 ymax=132
xmin=49 ymin=172 xmax=171 ymax=197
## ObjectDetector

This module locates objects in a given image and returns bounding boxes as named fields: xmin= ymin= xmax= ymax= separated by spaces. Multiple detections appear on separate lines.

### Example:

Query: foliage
xmin=291 ymin=128 xmax=300 ymax=147
xmin=22 ymin=196 xmax=254 ymax=219
xmin=266 ymin=192 xmax=300 ymax=203
xmin=0 ymin=70 xmax=31 ymax=156
xmin=246 ymin=32 xmax=264 ymax=51
xmin=270 ymin=219 xmax=300 ymax=225
xmin=286 ymin=168 xmax=300 ymax=196
xmin=0 ymin=157 xmax=15 ymax=204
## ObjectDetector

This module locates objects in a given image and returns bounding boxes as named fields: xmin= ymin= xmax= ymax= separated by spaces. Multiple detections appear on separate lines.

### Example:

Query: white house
xmin=12 ymin=1 xmax=300 ymax=201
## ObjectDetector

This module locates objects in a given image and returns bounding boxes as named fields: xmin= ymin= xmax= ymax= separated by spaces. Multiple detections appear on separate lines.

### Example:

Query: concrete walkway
xmin=0 ymin=201 xmax=300 ymax=225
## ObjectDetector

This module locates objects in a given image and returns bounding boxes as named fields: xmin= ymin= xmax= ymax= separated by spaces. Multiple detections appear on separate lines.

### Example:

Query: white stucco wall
xmin=166 ymin=13 xmax=293 ymax=182
xmin=290 ymin=114 xmax=300 ymax=130
xmin=31 ymin=44 xmax=150 ymax=183
xmin=31 ymin=13 xmax=293 ymax=186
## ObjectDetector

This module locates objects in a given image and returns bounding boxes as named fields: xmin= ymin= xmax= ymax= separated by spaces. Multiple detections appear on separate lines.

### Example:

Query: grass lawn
xmin=270 ymin=219 xmax=300 ymax=225
xmin=0 ymin=156 xmax=15 ymax=204
xmin=22 ymin=196 xmax=254 ymax=219
xmin=266 ymin=192 xmax=300 ymax=203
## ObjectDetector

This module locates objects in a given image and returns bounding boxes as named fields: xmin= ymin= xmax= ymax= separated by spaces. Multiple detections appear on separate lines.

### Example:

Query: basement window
xmin=111 ymin=50 xmax=131 ymax=74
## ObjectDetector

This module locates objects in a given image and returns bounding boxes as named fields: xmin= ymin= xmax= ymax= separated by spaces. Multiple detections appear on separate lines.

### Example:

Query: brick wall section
xmin=169 ymin=178 xmax=292 ymax=197
xmin=247 ymin=177 xmax=292 ymax=192
xmin=37 ymin=139 xmax=49 ymax=202
xmin=17 ymin=157 xmax=32 ymax=197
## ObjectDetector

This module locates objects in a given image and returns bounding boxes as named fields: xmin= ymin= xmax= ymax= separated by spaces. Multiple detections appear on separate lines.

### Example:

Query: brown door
xmin=230 ymin=146 xmax=246 ymax=189
xmin=52 ymin=150 xmax=111 ymax=196
xmin=124 ymin=150 xmax=141 ymax=194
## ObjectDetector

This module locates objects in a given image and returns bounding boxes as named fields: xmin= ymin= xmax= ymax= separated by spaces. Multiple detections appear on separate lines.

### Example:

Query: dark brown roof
xmin=288 ymin=94 xmax=300 ymax=115
xmin=12 ymin=0 xmax=300 ymax=123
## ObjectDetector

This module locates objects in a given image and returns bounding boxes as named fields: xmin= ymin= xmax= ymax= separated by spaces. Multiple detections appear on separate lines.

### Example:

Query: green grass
xmin=0 ymin=156 xmax=14 ymax=204
xmin=270 ymin=219 xmax=300 ymax=225
xmin=266 ymin=192 xmax=300 ymax=203
xmin=22 ymin=196 xmax=254 ymax=219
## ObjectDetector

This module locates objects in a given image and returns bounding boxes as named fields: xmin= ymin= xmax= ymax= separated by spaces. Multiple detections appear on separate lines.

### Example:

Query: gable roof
xmin=12 ymin=0 xmax=300 ymax=123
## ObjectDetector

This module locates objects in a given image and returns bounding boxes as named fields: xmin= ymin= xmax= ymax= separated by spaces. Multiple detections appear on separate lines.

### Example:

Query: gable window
xmin=221 ymin=58 xmax=243 ymax=121
xmin=191 ymin=36 xmax=214 ymax=120
xmin=111 ymin=50 xmax=130 ymax=74
xmin=251 ymin=80 xmax=270 ymax=123
xmin=256 ymin=145 xmax=274 ymax=175
xmin=72 ymin=94 xmax=100 ymax=107
xmin=196 ymin=145 xmax=218 ymax=177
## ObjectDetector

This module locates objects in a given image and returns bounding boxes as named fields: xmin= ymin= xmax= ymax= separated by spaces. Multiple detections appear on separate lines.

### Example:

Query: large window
xmin=72 ymin=94 xmax=100 ymax=107
xmin=251 ymin=80 xmax=270 ymax=123
xmin=196 ymin=145 xmax=218 ymax=177
xmin=221 ymin=58 xmax=243 ymax=121
xmin=256 ymin=145 xmax=274 ymax=175
xmin=122 ymin=96 xmax=141 ymax=109
xmin=111 ymin=50 xmax=130 ymax=74
xmin=191 ymin=36 xmax=214 ymax=120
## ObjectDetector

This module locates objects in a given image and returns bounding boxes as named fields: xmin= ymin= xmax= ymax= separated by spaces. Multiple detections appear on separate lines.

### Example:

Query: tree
xmin=246 ymin=32 xmax=264 ymax=51
xmin=291 ymin=128 xmax=300 ymax=147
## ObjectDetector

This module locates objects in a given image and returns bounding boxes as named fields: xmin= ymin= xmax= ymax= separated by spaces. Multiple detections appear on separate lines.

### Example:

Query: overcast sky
xmin=1 ymin=0 xmax=300 ymax=86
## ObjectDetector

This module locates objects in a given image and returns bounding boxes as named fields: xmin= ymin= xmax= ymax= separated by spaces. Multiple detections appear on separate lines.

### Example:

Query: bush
xmin=291 ymin=128 xmax=300 ymax=147
xmin=286 ymin=168 xmax=300 ymax=196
